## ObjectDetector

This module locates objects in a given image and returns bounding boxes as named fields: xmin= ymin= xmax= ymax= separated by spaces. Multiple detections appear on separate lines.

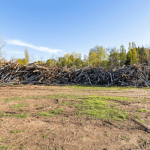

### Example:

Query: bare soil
xmin=0 ymin=85 xmax=150 ymax=150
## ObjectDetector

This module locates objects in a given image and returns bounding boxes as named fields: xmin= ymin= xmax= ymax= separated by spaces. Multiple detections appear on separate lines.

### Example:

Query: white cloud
xmin=6 ymin=39 xmax=62 ymax=54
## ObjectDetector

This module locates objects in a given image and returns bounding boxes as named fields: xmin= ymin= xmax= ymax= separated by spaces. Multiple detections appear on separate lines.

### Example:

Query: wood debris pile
xmin=0 ymin=63 xmax=150 ymax=87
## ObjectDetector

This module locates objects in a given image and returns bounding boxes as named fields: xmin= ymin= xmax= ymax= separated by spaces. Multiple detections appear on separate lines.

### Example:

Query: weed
xmin=48 ymin=128 xmax=51 ymax=130
xmin=1 ymin=112 xmax=28 ymax=118
xmin=0 ymin=146 xmax=8 ymax=150
xmin=138 ymin=119 xmax=145 ymax=123
xmin=137 ymin=109 xmax=148 ymax=112
xmin=13 ymin=113 xmax=29 ymax=118
xmin=19 ymin=144 xmax=25 ymax=150
xmin=106 ymin=134 xmax=110 ymax=137
xmin=35 ymin=133 xmax=38 ymax=136
xmin=1 ymin=113 xmax=12 ymax=117
xmin=0 ymin=137 xmax=4 ymax=142
xmin=87 ymin=135 xmax=90 ymax=137
xmin=35 ymin=105 xmax=40 ymax=107
xmin=134 ymin=114 xmax=140 ymax=118
xmin=10 ymin=129 xmax=25 ymax=133
xmin=43 ymin=135 xmax=48 ymax=138
xmin=5 ymin=97 xmax=24 ymax=103
xmin=50 ymin=108 xmax=64 ymax=115
xmin=124 ymin=136 xmax=130 ymax=140
xmin=10 ymin=103 xmax=28 ymax=108
xmin=38 ymin=111 xmax=51 ymax=117
xmin=32 ymin=96 xmax=41 ymax=100
xmin=62 ymin=101 xmax=69 ymax=106
xmin=45 ymin=94 xmax=80 ymax=100
xmin=65 ymin=84 xmax=136 ymax=90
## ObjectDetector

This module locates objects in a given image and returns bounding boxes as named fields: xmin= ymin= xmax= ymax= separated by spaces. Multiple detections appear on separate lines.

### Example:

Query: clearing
xmin=0 ymin=85 xmax=150 ymax=150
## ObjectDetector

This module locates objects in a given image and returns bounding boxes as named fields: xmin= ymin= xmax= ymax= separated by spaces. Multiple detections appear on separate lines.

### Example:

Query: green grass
xmin=10 ymin=129 xmax=25 ymax=134
xmin=137 ymin=109 xmax=149 ymax=112
xmin=50 ymin=108 xmax=64 ymax=115
xmin=124 ymin=136 xmax=130 ymax=140
xmin=43 ymin=135 xmax=48 ymax=138
xmin=97 ymin=95 xmax=132 ymax=102
xmin=40 ymin=94 xmax=129 ymax=121
xmin=72 ymin=96 xmax=129 ymax=121
xmin=61 ymin=101 xmax=69 ymax=106
xmin=31 ymin=96 xmax=41 ymax=100
xmin=10 ymin=103 xmax=28 ymax=108
xmin=4 ymin=97 xmax=24 ymax=103
xmin=65 ymin=84 xmax=136 ymax=90
xmin=38 ymin=108 xmax=64 ymax=117
xmin=134 ymin=114 xmax=140 ymax=118
xmin=4 ymin=95 xmax=42 ymax=103
xmin=44 ymin=94 xmax=80 ymax=100
xmin=1 ymin=113 xmax=12 ymax=117
xmin=0 ymin=146 xmax=9 ymax=150
xmin=138 ymin=119 xmax=145 ymax=123
xmin=44 ymin=93 xmax=134 ymax=103
xmin=38 ymin=111 xmax=51 ymax=117
xmin=13 ymin=113 xmax=29 ymax=118
xmin=1 ymin=113 xmax=29 ymax=118
xmin=0 ymin=137 xmax=4 ymax=142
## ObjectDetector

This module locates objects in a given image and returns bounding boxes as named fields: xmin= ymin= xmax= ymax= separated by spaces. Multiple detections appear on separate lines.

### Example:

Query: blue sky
xmin=0 ymin=0 xmax=150 ymax=62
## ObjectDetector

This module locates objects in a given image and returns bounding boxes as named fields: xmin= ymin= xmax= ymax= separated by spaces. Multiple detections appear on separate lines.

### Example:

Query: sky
xmin=0 ymin=0 xmax=150 ymax=62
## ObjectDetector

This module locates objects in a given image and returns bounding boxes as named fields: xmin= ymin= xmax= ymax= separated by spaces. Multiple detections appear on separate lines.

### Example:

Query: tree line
xmin=1 ymin=38 xmax=150 ymax=68
xmin=42 ymin=42 xmax=150 ymax=68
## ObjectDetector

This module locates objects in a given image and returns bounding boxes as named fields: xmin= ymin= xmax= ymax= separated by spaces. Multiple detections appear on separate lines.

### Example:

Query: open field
xmin=0 ymin=85 xmax=150 ymax=150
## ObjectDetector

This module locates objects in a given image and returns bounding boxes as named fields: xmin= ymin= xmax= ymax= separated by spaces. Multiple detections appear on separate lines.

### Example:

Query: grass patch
xmin=38 ymin=108 xmax=64 ymax=117
xmin=10 ymin=103 xmax=28 ymax=108
xmin=137 ymin=109 xmax=149 ymax=112
xmin=97 ymin=95 xmax=132 ymax=102
xmin=138 ymin=119 xmax=145 ymax=123
xmin=65 ymin=84 xmax=136 ymax=90
xmin=43 ymin=135 xmax=48 ymax=138
xmin=38 ymin=111 xmax=51 ymax=117
xmin=61 ymin=101 xmax=69 ymax=106
xmin=10 ymin=129 xmax=25 ymax=134
xmin=45 ymin=94 xmax=133 ymax=103
xmin=72 ymin=96 xmax=129 ymax=121
xmin=13 ymin=113 xmax=29 ymax=118
xmin=1 ymin=113 xmax=12 ymax=117
xmin=4 ymin=97 xmax=24 ymax=103
xmin=50 ymin=108 xmax=64 ymax=115
xmin=1 ymin=113 xmax=29 ymax=118
xmin=32 ymin=96 xmax=41 ymax=100
xmin=44 ymin=94 xmax=80 ymax=100
xmin=0 ymin=137 xmax=4 ymax=142
xmin=0 ymin=146 xmax=9 ymax=150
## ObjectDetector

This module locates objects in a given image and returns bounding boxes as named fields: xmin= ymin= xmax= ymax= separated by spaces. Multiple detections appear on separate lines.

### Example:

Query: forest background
xmin=1 ymin=37 xmax=150 ymax=69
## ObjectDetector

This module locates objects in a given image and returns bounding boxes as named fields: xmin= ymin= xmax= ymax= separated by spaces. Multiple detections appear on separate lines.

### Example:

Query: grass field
xmin=0 ymin=85 xmax=150 ymax=150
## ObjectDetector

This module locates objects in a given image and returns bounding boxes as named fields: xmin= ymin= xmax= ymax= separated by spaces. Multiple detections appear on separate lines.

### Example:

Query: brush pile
xmin=0 ymin=63 xmax=150 ymax=87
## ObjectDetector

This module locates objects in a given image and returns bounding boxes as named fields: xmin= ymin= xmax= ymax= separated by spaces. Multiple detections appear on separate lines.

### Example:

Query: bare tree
xmin=0 ymin=36 xmax=6 ymax=61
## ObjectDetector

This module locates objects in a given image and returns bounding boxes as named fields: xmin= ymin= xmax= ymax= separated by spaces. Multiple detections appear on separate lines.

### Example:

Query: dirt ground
xmin=0 ymin=85 xmax=150 ymax=150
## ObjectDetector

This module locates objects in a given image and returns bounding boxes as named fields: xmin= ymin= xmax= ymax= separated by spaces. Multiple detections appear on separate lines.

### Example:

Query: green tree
xmin=120 ymin=44 xmax=126 ymax=66
xmin=131 ymin=42 xmax=137 ymax=64
xmin=108 ymin=47 xmax=120 ymax=67
xmin=89 ymin=45 xmax=108 ymax=67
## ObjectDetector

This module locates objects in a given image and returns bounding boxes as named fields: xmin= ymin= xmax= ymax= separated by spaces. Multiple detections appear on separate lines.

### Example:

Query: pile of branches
xmin=0 ymin=63 xmax=150 ymax=87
